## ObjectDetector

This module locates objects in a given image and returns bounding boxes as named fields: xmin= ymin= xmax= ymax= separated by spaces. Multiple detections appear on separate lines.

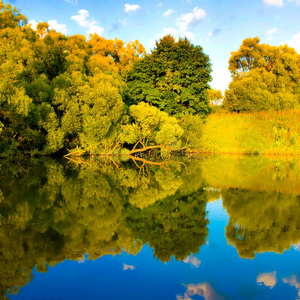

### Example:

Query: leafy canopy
xmin=224 ymin=37 xmax=300 ymax=112
xmin=125 ymin=35 xmax=212 ymax=116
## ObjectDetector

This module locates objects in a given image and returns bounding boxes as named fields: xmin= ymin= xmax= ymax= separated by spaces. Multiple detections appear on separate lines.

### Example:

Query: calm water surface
xmin=0 ymin=155 xmax=299 ymax=300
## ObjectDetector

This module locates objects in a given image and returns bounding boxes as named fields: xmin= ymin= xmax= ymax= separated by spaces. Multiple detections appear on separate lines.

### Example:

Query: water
xmin=0 ymin=155 xmax=299 ymax=300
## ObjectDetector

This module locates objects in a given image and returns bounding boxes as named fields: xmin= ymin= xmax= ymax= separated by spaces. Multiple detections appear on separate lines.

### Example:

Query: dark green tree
xmin=125 ymin=35 xmax=212 ymax=116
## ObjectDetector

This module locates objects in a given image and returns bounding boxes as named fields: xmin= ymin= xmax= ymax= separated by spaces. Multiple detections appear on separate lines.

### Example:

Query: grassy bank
xmin=201 ymin=110 xmax=300 ymax=155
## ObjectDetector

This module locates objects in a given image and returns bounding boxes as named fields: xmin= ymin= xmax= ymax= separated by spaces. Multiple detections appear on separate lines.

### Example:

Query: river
xmin=0 ymin=155 xmax=299 ymax=300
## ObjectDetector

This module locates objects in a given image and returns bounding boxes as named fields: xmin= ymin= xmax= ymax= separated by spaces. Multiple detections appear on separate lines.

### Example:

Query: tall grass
xmin=201 ymin=110 xmax=300 ymax=155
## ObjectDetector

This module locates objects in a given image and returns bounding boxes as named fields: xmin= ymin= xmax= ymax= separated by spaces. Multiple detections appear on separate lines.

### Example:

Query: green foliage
xmin=125 ymin=35 xmax=212 ymax=116
xmin=51 ymin=71 xmax=126 ymax=153
xmin=179 ymin=113 xmax=204 ymax=150
xmin=119 ymin=102 xmax=184 ymax=149
xmin=0 ymin=2 xmax=149 ymax=156
xmin=224 ymin=37 xmax=300 ymax=112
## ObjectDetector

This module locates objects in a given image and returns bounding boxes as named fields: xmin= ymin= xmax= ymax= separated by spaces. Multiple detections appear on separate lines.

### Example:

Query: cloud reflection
xmin=257 ymin=272 xmax=277 ymax=288
xmin=177 ymin=282 xmax=224 ymax=300
xmin=283 ymin=275 xmax=300 ymax=298
xmin=123 ymin=263 xmax=135 ymax=271
xmin=183 ymin=255 xmax=201 ymax=268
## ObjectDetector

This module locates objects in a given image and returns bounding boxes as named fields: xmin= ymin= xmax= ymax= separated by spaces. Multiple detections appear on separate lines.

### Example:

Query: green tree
xmin=119 ymin=102 xmax=184 ymax=153
xmin=51 ymin=71 xmax=126 ymax=154
xmin=125 ymin=35 xmax=212 ymax=116
xmin=224 ymin=37 xmax=300 ymax=112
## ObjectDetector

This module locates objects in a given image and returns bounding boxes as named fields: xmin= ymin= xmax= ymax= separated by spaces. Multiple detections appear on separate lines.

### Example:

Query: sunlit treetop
xmin=225 ymin=37 xmax=300 ymax=112
xmin=0 ymin=1 xmax=27 ymax=29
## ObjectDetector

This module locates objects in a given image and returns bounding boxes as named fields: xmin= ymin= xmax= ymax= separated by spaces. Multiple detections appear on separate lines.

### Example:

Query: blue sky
xmin=5 ymin=0 xmax=300 ymax=92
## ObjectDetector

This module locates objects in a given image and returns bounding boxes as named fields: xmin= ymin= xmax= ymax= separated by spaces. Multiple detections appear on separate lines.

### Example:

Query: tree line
xmin=1 ymin=1 xmax=300 ymax=156
xmin=0 ymin=2 xmax=210 ymax=156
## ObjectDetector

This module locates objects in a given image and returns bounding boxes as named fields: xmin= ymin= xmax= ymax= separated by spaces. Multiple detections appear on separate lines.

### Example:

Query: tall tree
xmin=125 ymin=35 xmax=212 ymax=116
xmin=224 ymin=37 xmax=300 ymax=112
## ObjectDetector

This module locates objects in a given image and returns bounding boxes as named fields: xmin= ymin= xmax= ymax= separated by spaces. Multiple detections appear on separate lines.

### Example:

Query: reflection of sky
xmin=8 ymin=200 xmax=300 ymax=300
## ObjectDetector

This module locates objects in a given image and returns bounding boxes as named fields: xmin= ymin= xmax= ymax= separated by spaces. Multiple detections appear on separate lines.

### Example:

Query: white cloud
xmin=177 ymin=7 xmax=206 ymax=33
xmin=71 ymin=9 xmax=96 ymax=27
xmin=163 ymin=9 xmax=175 ymax=17
xmin=267 ymin=27 xmax=277 ymax=35
xmin=156 ymin=27 xmax=178 ymax=39
xmin=184 ymin=31 xmax=194 ymax=40
xmin=123 ymin=264 xmax=135 ymax=271
xmin=161 ymin=27 xmax=178 ymax=36
xmin=48 ymin=20 xmax=68 ymax=34
xmin=148 ymin=38 xmax=156 ymax=49
xmin=71 ymin=9 xmax=104 ymax=36
xmin=125 ymin=4 xmax=141 ymax=13
xmin=64 ymin=0 xmax=78 ymax=5
xmin=87 ymin=25 xmax=104 ymax=36
xmin=286 ymin=32 xmax=300 ymax=53
xmin=158 ymin=2 xmax=163 ymax=7
xmin=263 ymin=0 xmax=284 ymax=6
xmin=28 ymin=19 xmax=38 ymax=30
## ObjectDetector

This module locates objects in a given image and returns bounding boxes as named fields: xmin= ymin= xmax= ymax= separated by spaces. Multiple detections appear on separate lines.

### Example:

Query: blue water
xmin=7 ymin=200 xmax=300 ymax=300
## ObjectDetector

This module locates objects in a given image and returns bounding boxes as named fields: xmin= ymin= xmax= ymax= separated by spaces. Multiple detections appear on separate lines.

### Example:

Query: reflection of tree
xmin=0 ymin=157 xmax=208 ymax=298
xmin=125 ymin=188 xmax=208 ymax=262
xmin=223 ymin=188 xmax=300 ymax=259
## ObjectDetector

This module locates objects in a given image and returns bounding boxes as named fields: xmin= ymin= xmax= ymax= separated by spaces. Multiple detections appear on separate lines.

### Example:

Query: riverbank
xmin=200 ymin=109 xmax=300 ymax=156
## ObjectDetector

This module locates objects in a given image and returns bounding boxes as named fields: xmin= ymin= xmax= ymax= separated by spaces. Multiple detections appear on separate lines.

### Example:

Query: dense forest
xmin=0 ymin=1 xmax=210 ymax=157
xmin=1 ymin=1 xmax=300 ymax=157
